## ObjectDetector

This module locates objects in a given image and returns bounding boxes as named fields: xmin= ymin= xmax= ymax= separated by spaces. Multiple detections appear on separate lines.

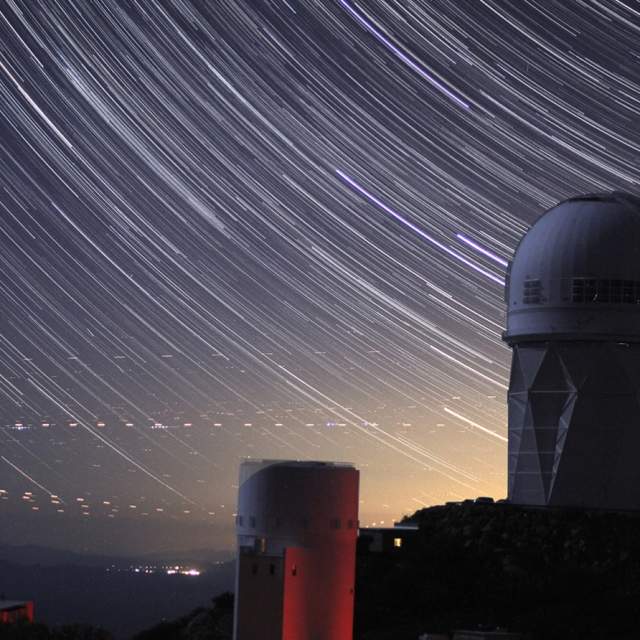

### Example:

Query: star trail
xmin=1 ymin=1 xmax=639 ymax=554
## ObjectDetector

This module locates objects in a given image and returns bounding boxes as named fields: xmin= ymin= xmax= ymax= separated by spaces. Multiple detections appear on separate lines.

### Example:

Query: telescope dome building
xmin=504 ymin=191 xmax=640 ymax=508
xmin=233 ymin=459 xmax=359 ymax=640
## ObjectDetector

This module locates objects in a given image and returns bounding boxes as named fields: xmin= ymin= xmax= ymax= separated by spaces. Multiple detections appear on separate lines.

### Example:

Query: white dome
xmin=504 ymin=192 xmax=640 ymax=343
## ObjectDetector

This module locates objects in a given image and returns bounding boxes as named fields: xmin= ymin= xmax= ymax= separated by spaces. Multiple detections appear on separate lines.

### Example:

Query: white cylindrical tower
xmin=504 ymin=191 xmax=640 ymax=508
xmin=233 ymin=459 xmax=359 ymax=640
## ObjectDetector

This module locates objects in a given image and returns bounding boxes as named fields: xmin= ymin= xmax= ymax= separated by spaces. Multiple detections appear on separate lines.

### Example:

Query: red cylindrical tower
xmin=233 ymin=459 xmax=359 ymax=640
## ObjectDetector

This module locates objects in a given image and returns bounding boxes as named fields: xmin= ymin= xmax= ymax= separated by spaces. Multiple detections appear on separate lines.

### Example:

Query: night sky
xmin=1 ymin=1 xmax=638 ymax=555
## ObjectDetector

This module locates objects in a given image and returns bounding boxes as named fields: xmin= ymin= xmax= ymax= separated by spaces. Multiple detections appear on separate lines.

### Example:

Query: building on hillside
xmin=233 ymin=459 xmax=359 ymax=640
xmin=0 ymin=600 xmax=34 ymax=624
xmin=358 ymin=523 xmax=418 ymax=554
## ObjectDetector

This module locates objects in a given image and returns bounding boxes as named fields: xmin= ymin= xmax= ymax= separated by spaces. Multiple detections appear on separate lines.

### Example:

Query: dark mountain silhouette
xmin=0 ymin=545 xmax=232 ymax=569
xmin=356 ymin=502 xmax=640 ymax=639
xmin=0 ymin=550 xmax=234 ymax=640
xmin=8 ymin=503 xmax=640 ymax=639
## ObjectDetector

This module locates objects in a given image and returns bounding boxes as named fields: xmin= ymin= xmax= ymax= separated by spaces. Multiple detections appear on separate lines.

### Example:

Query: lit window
xmin=393 ymin=537 xmax=403 ymax=548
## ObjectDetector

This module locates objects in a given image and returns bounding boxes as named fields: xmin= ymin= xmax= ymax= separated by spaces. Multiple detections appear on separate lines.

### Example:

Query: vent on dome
xmin=523 ymin=279 xmax=542 ymax=304
xmin=570 ymin=278 xmax=640 ymax=304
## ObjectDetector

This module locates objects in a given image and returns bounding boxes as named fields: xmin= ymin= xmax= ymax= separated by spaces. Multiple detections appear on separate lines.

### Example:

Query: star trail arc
xmin=0 ymin=1 xmax=639 ymax=552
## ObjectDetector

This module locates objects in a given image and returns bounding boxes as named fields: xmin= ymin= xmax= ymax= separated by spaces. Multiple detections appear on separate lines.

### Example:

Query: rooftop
xmin=240 ymin=458 xmax=355 ymax=469
xmin=0 ymin=601 xmax=30 ymax=611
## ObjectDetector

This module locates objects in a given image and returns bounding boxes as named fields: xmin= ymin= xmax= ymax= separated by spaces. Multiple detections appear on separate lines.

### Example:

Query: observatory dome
xmin=504 ymin=192 xmax=640 ymax=343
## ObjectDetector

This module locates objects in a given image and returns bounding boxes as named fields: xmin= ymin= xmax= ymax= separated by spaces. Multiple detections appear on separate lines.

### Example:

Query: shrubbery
xmin=355 ymin=503 xmax=640 ymax=639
